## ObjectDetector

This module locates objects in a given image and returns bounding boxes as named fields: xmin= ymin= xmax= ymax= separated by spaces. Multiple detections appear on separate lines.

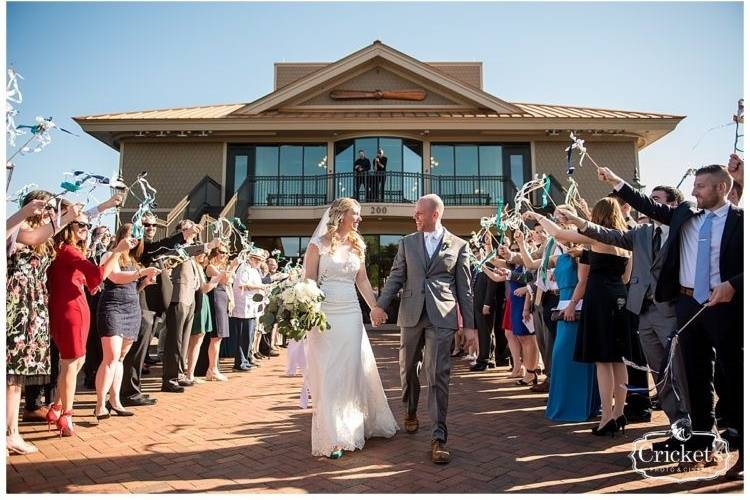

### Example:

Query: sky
xmin=5 ymin=1 xmax=744 ymax=218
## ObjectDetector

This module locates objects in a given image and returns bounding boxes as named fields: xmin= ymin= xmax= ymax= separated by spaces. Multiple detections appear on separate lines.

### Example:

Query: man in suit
xmin=373 ymin=147 xmax=388 ymax=202
xmin=470 ymin=246 xmax=499 ymax=372
xmin=371 ymin=194 xmax=475 ymax=464
xmin=353 ymin=150 xmax=371 ymax=202
xmin=161 ymin=220 xmax=220 ymax=392
xmin=561 ymin=186 xmax=691 ymax=441
xmin=597 ymin=165 xmax=743 ymax=477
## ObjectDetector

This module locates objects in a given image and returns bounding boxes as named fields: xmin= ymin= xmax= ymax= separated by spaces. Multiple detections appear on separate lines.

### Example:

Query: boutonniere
xmin=441 ymin=238 xmax=453 ymax=252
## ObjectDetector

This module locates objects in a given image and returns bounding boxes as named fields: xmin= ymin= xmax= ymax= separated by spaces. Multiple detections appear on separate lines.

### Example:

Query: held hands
xmin=706 ymin=281 xmax=736 ymax=307
xmin=596 ymin=166 xmax=623 ymax=187
xmin=370 ymin=306 xmax=388 ymax=327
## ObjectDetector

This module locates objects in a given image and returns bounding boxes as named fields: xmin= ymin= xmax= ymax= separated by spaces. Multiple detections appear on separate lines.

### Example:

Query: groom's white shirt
xmin=423 ymin=223 xmax=445 ymax=258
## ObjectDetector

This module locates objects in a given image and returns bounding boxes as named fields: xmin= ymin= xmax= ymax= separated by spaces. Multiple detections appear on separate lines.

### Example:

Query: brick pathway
xmin=6 ymin=330 xmax=743 ymax=493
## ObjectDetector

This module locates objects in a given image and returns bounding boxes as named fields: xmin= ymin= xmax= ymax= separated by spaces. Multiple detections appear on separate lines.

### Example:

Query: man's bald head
xmin=414 ymin=194 xmax=445 ymax=232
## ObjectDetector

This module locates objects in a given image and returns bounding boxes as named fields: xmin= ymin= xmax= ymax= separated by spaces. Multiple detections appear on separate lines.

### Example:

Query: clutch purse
xmin=551 ymin=310 xmax=581 ymax=322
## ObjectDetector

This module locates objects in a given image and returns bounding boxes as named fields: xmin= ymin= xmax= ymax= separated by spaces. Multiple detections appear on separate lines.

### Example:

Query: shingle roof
xmin=75 ymin=102 xmax=682 ymax=121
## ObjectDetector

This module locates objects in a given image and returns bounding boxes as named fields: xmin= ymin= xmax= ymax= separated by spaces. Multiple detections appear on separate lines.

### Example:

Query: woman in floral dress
xmin=6 ymin=191 xmax=78 ymax=454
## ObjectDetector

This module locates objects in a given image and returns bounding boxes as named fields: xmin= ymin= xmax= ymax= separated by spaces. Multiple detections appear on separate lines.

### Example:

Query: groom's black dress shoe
xmin=470 ymin=363 xmax=488 ymax=372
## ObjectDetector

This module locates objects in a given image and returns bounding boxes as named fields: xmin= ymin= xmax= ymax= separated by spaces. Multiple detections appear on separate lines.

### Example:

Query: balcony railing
xmin=243 ymin=172 xmax=545 ymax=208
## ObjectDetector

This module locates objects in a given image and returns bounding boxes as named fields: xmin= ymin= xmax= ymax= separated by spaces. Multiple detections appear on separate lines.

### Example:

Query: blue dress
xmin=509 ymin=269 xmax=531 ymax=336
xmin=545 ymin=254 xmax=598 ymax=422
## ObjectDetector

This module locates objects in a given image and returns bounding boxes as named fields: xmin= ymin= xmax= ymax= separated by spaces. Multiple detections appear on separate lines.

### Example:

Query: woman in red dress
xmin=47 ymin=211 xmax=134 ymax=436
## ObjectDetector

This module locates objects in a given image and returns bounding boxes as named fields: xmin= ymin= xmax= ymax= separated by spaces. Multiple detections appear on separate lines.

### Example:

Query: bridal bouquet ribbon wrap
xmin=255 ymin=268 xmax=331 ymax=341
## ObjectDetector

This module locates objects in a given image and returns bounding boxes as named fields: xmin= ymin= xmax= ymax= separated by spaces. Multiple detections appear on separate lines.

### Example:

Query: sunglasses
xmin=217 ymin=250 xmax=228 ymax=255
xmin=72 ymin=221 xmax=92 ymax=230
xmin=142 ymin=223 xmax=157 ymax=228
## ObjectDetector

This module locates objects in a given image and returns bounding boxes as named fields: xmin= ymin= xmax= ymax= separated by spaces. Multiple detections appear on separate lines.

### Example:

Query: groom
xmin=371 ymin=194 xmax=475 ymax=464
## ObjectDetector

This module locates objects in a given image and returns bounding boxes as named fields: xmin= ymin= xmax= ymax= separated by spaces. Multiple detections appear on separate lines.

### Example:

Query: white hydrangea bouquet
xmin=254 ymin=267 xmax=330 ymax=341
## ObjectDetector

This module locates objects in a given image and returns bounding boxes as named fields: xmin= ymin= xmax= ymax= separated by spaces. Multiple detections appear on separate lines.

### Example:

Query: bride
xmin=303 ymin=197 xmax=399 ymax=458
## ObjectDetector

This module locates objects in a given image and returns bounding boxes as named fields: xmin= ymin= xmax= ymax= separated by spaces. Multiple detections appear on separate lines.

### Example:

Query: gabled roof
xmin=230 ymin=41 xmax=524 ymax=115
xmin=75 ymin=102 xmax=683 ymax=121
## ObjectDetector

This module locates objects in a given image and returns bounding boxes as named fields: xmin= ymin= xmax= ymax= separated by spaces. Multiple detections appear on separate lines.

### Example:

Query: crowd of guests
xmin=6 ymin=155 xmax=743 ymax=479
xmin=6 ymin=198 xmax=287 ymax=454
xmin=451 ymin=155 xmax=743 ymax=479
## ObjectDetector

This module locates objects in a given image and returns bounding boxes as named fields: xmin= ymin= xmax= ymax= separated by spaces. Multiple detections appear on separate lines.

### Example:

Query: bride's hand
xmin=370 ymin=306 xmax=388 ymax=327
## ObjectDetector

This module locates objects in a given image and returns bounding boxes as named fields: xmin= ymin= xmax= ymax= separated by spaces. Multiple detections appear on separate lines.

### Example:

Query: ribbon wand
xmin=733 ymin=98 xmax=744 ymax=154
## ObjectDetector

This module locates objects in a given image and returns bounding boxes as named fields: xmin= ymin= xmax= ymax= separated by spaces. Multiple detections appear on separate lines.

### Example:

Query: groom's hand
xmin=370 ymin=306 xmax=388 ymax=327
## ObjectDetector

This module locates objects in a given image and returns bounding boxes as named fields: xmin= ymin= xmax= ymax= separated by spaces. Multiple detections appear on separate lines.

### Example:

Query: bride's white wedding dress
xmin=304 ymin=237 xmax=399 ymax=456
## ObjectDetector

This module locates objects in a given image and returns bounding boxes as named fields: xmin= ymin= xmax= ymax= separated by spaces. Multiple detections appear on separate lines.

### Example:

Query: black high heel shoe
xmin=105 ymin=401 xmax=134 ymax=417
xmin=515 ymin=369 xmax=540 ymax=386
xmin=615 ymin=415 xmax=627 ymax=434
xmin=591 ymin=419 xmax=618 ymax=437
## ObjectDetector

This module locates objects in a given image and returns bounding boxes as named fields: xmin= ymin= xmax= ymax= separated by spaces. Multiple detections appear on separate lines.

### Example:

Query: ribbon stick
xmin=564 ymin=131 xmax=602 ymax=171
xmin=130 ymin=173 xmax=157 ymax=239
xmin=8 ymin=116 xmax=78 ymax=162
xmin=6 ymin=68 xmax=24 ymax=148
xmin=675 ymin=167 xmax=697 ymax=190
xmin=733 ymin=98 xmax=744 ymax=154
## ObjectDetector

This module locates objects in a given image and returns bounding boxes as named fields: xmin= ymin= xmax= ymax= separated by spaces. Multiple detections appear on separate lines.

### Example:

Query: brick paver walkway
xmin=6 ymin=330 xmax=743 ymax=493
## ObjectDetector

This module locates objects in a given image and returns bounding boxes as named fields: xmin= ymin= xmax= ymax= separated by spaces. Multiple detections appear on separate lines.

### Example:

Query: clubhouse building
xmin=75 ymin=41 xmax=682 ymax=290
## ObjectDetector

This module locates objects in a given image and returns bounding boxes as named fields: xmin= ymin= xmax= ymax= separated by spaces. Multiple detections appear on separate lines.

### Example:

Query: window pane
xmin=379 ymin=138 xmax=402 ymax=172
xmin=455 ymin=145 xmax=478 ymax=176
xmin=254 ymin=146 xmax=278 ymax=204
xmin=255 ymin=146 xmax=279 ymax=176
xmin=479 ymin=146 xmax=503 ymax=204
xmin=403 ymin=142 xmax=422 ymax=202
xmin=304 ymin=145 xmax=327 ymax=177
xmin=510 ymin=154 xmax=525 ymax=192
xmin=354 ymin=138 xmax=378 ymax=163
xmin=454 ymin=146 xmax=479 ymax=203
xmin=334 ymin=140 xmax=353 ymax=174
xmin=234 ymin=155 xmax=248 ymax=194
xmin=281 ymin=237 xmax=301 ymax=257
xmin=430 ymin=145 xmax=454 ymax=200
xmin=280 ymin=145 xmax=303 ymax=177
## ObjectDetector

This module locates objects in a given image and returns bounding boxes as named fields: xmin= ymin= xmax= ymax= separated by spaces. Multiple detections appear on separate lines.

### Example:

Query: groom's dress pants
xmin=400 ymin=309 xmax=455 ymax=443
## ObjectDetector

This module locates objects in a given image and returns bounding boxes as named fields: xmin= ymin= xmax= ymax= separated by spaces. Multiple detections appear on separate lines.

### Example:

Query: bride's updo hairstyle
xmin=324 ymin=197 xmax=366 ymax=261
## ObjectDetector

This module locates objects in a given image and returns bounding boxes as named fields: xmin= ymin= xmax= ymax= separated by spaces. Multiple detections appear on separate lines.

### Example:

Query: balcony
xmin=244 ymin=172 xmax=528 ymax=208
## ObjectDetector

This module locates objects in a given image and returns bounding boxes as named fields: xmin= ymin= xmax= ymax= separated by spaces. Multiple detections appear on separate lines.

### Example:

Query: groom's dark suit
xmin=377 ymin=228 xmax=474 ymax=444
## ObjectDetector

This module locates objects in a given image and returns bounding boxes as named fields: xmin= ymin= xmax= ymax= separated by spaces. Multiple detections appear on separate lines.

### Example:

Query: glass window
xmin=280 ymin=237 xmax=301 ymax=257
xmin=455 ymin=145 xmax=478 ymax=177
xmin=304 ymin=145 xmax=327 ymax=177
xmin=234 ymin=155 xmax=248 ymax=194
xmin=280 ymin=146 xmax=303 ymax=177
xmin=354 ymin=138 xmax=378 ymax=164
xmin=334 ymin=142 xmax=353 ymax=174
xmin=479 ymin=146 xmax=503 ymax=203
xmin=255 ymin=147 xmax=279 ymax=177
xmin=509 ymin=154 xmax=525 ymax=192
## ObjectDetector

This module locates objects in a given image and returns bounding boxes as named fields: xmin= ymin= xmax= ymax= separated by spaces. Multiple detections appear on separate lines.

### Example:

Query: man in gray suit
xmin=560 ymin=186 xmax=690 ymax=445
xmin=371 ymin=194 xmax=475 ymax=464
xmin=161 ymin=220 xmax=220 ymax=392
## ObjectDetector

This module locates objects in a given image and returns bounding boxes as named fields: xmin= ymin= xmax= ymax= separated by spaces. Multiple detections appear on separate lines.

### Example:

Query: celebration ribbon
xmin=6 ymin=68 xmax=24 ymax=147
xmin=733 ymin=98 xmax=744 ymax=154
